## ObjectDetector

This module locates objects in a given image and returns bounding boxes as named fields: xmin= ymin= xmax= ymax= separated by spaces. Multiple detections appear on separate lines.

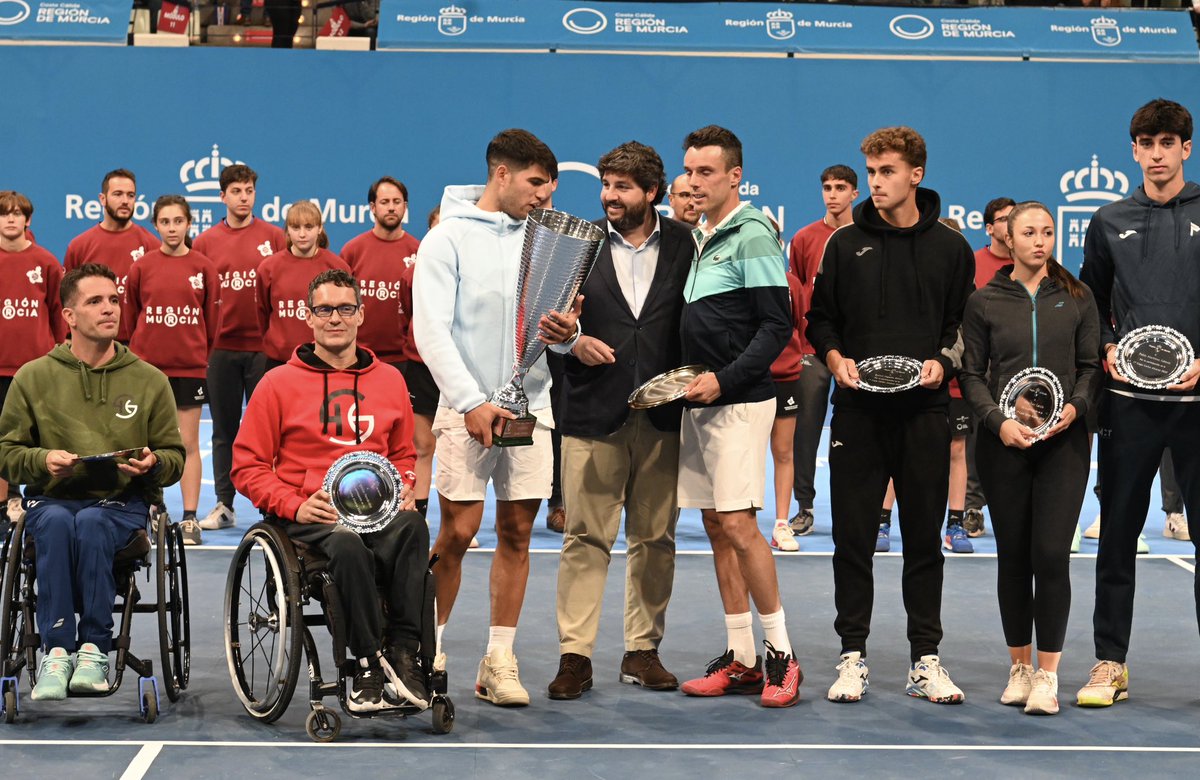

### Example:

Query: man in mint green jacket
xmin=0 ymin=262 xmax=183 ymax=702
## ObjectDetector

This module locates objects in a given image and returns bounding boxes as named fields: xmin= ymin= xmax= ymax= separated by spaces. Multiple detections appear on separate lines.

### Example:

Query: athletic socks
xmin=880 ymin=507 xmax=893 ymax=525
xmin=758 ymin=609 xmax=792 ymax=657
xmin=486 ymin=625 xmax=516 ymax=657
xmin=947 ymin=509 xmax=964 ymax=527
xmin=725 ymin=612 xmax=756 ymax=666
xmin=435 ymin=623 xmax=445 ymax=657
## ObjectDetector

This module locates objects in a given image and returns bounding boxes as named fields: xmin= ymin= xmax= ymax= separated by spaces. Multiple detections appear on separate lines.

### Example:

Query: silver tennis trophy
xmin=856 ymin=355 xmax=924 ymax=393
xmin=1000 ymin=367 xmax=1064 ymax=439
xmin=323 ymin=451 xmax=412 ymax=534
xmin=1114 ymin=325 xmax=1195 ymax=390
xmin=490 ymin=208 xmax=605 ymax=447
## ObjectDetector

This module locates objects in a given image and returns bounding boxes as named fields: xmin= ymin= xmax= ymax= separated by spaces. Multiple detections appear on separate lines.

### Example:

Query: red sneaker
xmin=760 ymin=641 xmax=802 ymax=708
xmin=680 ymin=650 xmax=763 ymax=697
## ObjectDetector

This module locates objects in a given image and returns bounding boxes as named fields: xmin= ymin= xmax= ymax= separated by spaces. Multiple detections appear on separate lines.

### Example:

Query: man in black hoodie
xmin=806 ymin=127 xmax=974 ymax=705
xmin=1077 ymin=98 xmax=1200 ymax=708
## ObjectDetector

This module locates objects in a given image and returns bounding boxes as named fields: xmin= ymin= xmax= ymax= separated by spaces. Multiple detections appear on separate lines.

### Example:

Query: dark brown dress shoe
xmin=546 ymin=505 xmax=566 ymax=533
xmin=548 ymin=653 xmax=592 ymax=699
xmin=620 ymin=649 xmax=678 ymax=690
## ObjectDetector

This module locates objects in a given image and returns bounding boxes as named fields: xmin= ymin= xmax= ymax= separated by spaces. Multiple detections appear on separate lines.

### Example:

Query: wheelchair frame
xmin=223 ymin=521 xmax=454 ymax=742
xmin=0 ymin=505 xmax=191 ymax=723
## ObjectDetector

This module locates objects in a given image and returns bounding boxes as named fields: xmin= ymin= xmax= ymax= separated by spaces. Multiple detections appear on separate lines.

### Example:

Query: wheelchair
xmin=224 ymin=521 xmax=454 ymax=742
xmin=0 ymin=505 xmax=190 ymax=723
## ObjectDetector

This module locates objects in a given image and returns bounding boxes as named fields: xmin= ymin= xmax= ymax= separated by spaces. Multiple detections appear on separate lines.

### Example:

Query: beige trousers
xmin=556 ymin=410 xmax=680 ymax=656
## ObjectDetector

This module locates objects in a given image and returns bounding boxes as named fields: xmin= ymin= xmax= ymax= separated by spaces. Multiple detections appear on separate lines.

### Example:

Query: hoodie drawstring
xmin=353 ymin=372 xmax=361 ymax=445
xmin=321 ymin=372 xmax=329 ymax=435
xmin=77 ymin=363 xmax=92 ymax=402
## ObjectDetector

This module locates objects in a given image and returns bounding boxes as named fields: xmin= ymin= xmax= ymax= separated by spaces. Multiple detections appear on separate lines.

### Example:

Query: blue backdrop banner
xmin=0 ymin=0 xmax=130 ymax=43
xmin=377 ymin=1 xmax=1199 ymax=61
xmin=4 ymin=46 xmax=1199 ymax=276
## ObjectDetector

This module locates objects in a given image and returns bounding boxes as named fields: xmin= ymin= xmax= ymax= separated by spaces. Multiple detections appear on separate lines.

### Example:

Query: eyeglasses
xmin=991 ymin=216 xmax=1009 ymax=224
xmin=671 ymin=191 xmax=693 ymax=200
xmin=310 ymin=304 xmax=360 ymax=318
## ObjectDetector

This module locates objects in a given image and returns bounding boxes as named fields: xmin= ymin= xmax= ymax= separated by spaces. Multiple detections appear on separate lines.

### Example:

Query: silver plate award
xmin=323 ymin=451 xmax=406 ymax=534
xmin=999 ymin=367 xmax=1064 ymax=439
xmin=855 ymin=355 xmax=923 ymax=393
xmin=1114 ymin=325 xmax=1194 ymax=390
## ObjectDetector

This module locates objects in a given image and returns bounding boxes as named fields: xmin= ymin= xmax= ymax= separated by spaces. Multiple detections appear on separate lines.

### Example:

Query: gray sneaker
xmin=788 ymin=508 xmax=814 ymax=537
xmin=963 ymin=508 xmax=986 ymax=538
xmin=198 ymin=501 xmax=236 ymax=531
xmin=179 ymin=518 xmax=202 ymax=546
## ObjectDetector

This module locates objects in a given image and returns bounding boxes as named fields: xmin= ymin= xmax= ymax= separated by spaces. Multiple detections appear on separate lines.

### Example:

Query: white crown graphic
xmin=179 ymin=145 xmax=244 ymax=204
xmin=1059 ymin=155 xmax=1129 ymax=203
xmin=1092 ymin=15 xmax=1117 ymax=26
xmin=440 ymin=5 xmax=466 ymax=15
xmin=767 ymin=8 xmax=793 ymax=20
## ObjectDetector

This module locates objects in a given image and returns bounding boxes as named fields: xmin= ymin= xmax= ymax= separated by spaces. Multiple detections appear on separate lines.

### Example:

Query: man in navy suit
xmin=548 ymin=141 xmax=694 ymax=700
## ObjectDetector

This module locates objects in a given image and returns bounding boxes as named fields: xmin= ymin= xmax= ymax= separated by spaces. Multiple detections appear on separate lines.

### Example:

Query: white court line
xmin=118 ymin=741 xmax=163 ymax=780
xmin=4 ymin=738 xmax=1200 ymax=753
xmin=1167 ymin=556 xmax=1196 ymax=574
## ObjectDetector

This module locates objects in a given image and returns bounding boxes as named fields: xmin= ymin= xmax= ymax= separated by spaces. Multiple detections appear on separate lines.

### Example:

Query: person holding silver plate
xmin=960 ymin=201 xmax=1101 ymax=715
xmin=232 ymin=269 xmax=430 ymax=715
xmin=1077 ymin=99 xmax=1200 ymax=709
xmin=806 ymin=126 xmax=975 ymax=705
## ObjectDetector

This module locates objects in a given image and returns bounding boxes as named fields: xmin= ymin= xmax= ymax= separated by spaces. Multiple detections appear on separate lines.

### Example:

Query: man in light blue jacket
xmin=413 ymin=128 xmax=578 ymax=708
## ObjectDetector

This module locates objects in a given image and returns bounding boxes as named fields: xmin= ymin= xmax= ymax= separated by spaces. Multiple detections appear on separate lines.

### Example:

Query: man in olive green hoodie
xmin=0 ymin=262 xmax=184 ymax=702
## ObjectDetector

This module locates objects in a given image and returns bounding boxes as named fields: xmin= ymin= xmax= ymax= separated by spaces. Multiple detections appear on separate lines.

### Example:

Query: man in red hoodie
xmin=231 ymin=268 xmax=430 ymax=714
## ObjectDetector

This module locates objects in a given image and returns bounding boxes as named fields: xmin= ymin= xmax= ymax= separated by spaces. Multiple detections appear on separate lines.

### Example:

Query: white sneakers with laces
xmin=905 ymin=655 xmax=964 ymax=704
xmin=475 ymin=647 xmax=530 ymax=707
xmin=827 ymin=651 xmax=869 ymax=702
xmin=1000 ymin=662 xmax=1033 ymax=706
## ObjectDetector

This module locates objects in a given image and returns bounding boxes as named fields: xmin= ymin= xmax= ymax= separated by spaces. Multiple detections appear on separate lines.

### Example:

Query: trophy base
xmin=494 ymin=413 xmax=536 ymax=447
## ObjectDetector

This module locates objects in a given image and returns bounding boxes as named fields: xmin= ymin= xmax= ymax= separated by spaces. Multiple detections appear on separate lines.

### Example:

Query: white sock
xmin=759 ymin=609 xmax=792 ymax=657
xmin=773 ymin=518 xmax=789 ymax=529
xmin=435 ymin=623 xmax=446 ymax=657
xmin=724 ymin=612 xmax=756 ymax=667
xmin=486 ymin=625 xmax=516 ymax=657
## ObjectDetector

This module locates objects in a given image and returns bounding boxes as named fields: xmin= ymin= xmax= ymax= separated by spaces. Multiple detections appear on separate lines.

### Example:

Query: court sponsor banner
xmin=4 ymin=46 xmax=1198 ymax=274
xmin=0 ymin=0 xmax=130 ymax=43
xmin=376 ymin=1 xmax=1198 ymax=61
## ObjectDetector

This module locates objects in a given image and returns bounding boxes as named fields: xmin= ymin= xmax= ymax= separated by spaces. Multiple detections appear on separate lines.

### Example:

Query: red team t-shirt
xmin=974 ymin=245 xmax=1010 ymax=291
xmin=788 ymin=218 xmax=837 ymax=357
xmin=0 ymin=243 xmax=67 ymax=376
xmin=397 ymin=261 xmax=422 ymax=363
xmin=64 ymin=223 xmax=159 ymax=342
xmin=256 ymin=248 xmax=351 ymax=363
xmin=126 ymin=249 xmax=219 ymax=378
xmin=771 ymin=272 xmax=806 ymax=383
xmin=339 ymin=231 xmax=420 ymax=364
xmin=194 ymin=218 xmax=287 ymax=353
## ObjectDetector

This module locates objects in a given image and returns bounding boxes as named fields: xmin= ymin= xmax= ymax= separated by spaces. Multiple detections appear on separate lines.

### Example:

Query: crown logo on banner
xmin=440 ymin=4 xmax=466 ymax=15
xmin=1090 ymin=16 xmax=1121 ymax=47
xmin=1059 ymin=155 xmax=1129 ymax=203
xmin=766 ymin=7 xmax=795 ymax=40
xmin=438 ymin=4 xmax=467 ymax=35
xmin=179 ymin=145 xmax=243 ymax=204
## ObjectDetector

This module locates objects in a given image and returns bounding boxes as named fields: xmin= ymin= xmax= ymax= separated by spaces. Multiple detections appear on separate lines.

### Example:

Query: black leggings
xmin=975 ymin=421 xmax=1091 ymax=653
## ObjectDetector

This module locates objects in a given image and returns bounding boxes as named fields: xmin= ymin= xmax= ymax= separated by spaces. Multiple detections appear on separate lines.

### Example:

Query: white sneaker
xmin=475 ymin=647 xmax=530 ymax=707
xmin=1083 ymin=515 xmax=1101 ymax=539
xmin=1136 ymin=533 xmax=1150 ymax=554
xmin=1000 ymin=662 xmax=1033 ymax=706
xmin=198 ymin=501 xmax=236 ymax=531
xmin=906 ymin=655 xmax=964 ymax=704
xmin=1164 ymin=512 xmax=1190 ymax=541
xmin=770 ymin=524 xmax=799 ymax=552
xmin=179 ymin=518 xmax=202 ymax=546
xmin=1070 ymin=524 xmax=1081 ymax=553
xmin=827 ymin=651 xmax=869 ymax=702
xmin=1024 ymin=668 xmax=1059 ymax=715
xmin=433 ymin=652 xmax=447 ymax=673
xmin=469 ymin=536 xmax=480 ymax=549
xmin=6 ymin=496 xmax=24 ymax=523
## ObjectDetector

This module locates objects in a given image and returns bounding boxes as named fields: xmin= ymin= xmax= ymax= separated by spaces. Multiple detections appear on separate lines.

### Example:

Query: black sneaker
xmin=383 ymin=644 xmax=429 ymax=709
xmin=349 ymin=656 xmax=387 ymax=713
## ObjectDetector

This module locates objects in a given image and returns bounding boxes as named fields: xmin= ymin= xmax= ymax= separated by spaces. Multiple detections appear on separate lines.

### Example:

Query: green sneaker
xmin=30 ymin=647 xmax=73 ymax=701
xmin=69 ymin=643 xmax=110 ymax=693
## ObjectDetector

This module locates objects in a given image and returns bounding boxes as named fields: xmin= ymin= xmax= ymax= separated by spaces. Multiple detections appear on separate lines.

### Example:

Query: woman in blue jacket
xmin=960 ymin=201 xmax=1102 ymax=716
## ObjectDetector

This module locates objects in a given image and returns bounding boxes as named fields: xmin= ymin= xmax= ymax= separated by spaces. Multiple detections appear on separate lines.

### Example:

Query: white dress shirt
xmin=607 ymin=215 xmax=662 ymax=319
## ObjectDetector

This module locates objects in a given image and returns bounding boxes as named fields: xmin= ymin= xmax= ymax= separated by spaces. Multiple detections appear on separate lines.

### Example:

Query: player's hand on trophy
xmin=119 ymin=447 xmax=158 ymax=476
xmin=45 ymin=449 xmax=79 ymax=478
xmin=827 ymin=351 xmax=859 ymax=390
xmin=1104 ymin=343 xmax=1132 ymax=384
xmin=572 ymin=335 xmax=616 ymax=366
xmin=683 ymin=371 xmax=722 ymax=404
xmin=919 ymin=359 xmax=944 ymax=389
xmin=1040 ymin=403 xmax=1076 ymax=440
xmin=1167 ymin=358 xmax=1200 ymax=391
xmin=296 ymin=489 xmax=337 ymax=524
xmin=998 ymin=419 xmax=1037 ymax=449
xmin=538 ymin=295 xmax=584 ymax=344
xmin=466 ymin=402 xmax=516 ymax=449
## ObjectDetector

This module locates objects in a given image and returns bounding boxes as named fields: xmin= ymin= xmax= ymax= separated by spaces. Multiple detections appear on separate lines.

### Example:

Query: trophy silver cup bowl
xmin=999 ymin=367 xmax=1064 ymax=440
xmin=323 ymin=451 xmax=410 ymax=534
xmin=490 ymin=208 xmax=606 ymax=446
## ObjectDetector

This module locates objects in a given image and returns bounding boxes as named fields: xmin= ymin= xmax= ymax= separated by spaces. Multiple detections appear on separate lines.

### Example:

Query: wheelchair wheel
xmin=157 ymin=517 xmax=191 ymax=702
xmin=431 ymin=695 xmax=455 ymax=735
xmin=142 ymin=687 xmax=159 ymax=724
xmin=224 ymin=524 xmax=303 ymax=723
xmin=305 ymin=707 xmax=342 ymax=743
xmin=0 ymin=517 xmax=34 ymax=686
